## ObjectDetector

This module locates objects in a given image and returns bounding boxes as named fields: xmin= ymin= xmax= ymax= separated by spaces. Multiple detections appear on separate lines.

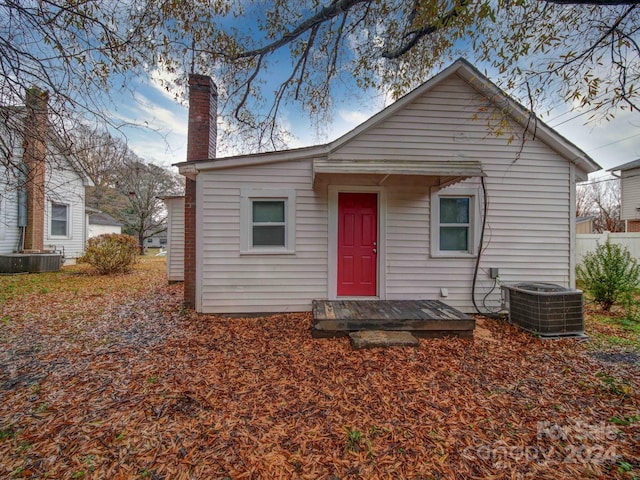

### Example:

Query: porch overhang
xmin=312 ymin=158 xmax=485 ymax=189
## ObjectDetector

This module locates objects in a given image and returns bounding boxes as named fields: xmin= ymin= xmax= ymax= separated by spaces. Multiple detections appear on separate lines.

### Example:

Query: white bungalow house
xmin=609 ymin=159 xmax=640 ymax=232
xmin=0 ymin=89 xmax=93 ymax=265
xmin=174 ymin=59 xmax=600 ymax=315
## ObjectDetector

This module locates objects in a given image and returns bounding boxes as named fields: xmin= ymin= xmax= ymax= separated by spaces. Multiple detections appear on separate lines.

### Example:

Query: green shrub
xmin=577 ymin=241 xmax=640 ymax=311
xmin=79 ymin=234 xmax=139 ymax=275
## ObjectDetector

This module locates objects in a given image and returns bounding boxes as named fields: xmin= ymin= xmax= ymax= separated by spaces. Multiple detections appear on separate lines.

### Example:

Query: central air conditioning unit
xmin=501 ymin=283 xmax=584 ymax=338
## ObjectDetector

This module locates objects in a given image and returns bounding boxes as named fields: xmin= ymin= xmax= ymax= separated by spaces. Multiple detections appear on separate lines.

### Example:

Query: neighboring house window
xmin=431 ymin=186 xmax=480 ymax=257
xmin=240 ymin=188 xmax=296 ymax=254
xmin=50 ymin=202 xmax=69 ymax=237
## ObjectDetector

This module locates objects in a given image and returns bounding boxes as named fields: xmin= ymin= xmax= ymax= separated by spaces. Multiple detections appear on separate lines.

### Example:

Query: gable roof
xmin=88 ymin=212 xmax=123 ymax=226
xmin=176 ymin=58 xmax=600 ymax=178
xmin=608 ymin=158 xmax=640 ymax=172
xmin=0 ymin=104 xmax=94 ymax=187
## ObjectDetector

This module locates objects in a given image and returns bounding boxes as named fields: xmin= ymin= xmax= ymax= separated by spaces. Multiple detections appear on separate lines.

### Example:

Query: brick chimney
xmin=22 ymin=88 xmax=49 ymax=252
xmin=184 ymin=74 xmax=217 ymax=308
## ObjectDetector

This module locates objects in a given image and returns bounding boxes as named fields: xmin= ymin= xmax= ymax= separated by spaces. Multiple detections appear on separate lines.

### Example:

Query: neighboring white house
xmin=87 ymin=210 xmax=123 ymax=238
xmin=162 ymin=196 xmax=185 ymax=282
xmin=145 ymin=233 xmax=167 ymax=249
xmin=175 ymin=59 xmax=601 ymax=315
xmin=609 ymin=159 xmax=640 ymax=232
xmin=0 ymin=89 xmax=93 ymax=262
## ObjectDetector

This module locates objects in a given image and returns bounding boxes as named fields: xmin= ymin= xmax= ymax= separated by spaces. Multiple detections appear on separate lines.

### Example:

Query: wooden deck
xmin=312 ymin=299 xmax=475 ymax=338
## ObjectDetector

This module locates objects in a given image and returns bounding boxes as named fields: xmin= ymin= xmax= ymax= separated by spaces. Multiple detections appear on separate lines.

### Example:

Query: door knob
xmin=373 ymin=249 xmax=377 ymax=254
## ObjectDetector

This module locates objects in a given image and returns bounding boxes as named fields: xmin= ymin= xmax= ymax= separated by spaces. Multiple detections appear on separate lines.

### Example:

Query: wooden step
xmin=349 ymin=330 xmax=419 ymax=349
xmin=312 ymin=299 xmax=475 ymax=338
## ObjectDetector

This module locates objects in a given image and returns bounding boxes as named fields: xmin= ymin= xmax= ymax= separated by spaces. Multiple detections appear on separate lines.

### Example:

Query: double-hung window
xmin=431 ymin=186 xmax=480 ymax=257
xmin=439 ymin=197 xmax=470 ymax=251
xmin=240 ymin=188 xmax=296 ymax=254
xmin=252 ymin=200 xmax=286 ymax=247
xmin=50 ymin=202 xmax=69 ymax=237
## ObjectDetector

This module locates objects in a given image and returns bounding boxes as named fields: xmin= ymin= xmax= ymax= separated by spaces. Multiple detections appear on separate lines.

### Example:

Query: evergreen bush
xmin=79 ymin=234 xmax=139 ymax=275
xmin=577 ymin=241 xmax=640 ymax=311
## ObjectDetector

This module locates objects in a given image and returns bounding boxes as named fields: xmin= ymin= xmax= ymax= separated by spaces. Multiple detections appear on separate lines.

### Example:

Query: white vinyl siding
xmin=331 ymin=73 xmax=572 ymax=312
xmin=198 ymin=160 xmax=327 ymax=313
xmin=195 ymin=72 xmax=578 ymax=314
xmin=621 ymin=168 xmax=640 ymax=221
xmin=165 ymin=197 xmax=185 ymax=282
xmin=0 ymin=134 xmax=22 ymax=254
xmin=0 ymin=192 xmax=5 ymax=241
xmin=88 ymin=224 xmax=122 ymax=238
xmin=44 ymin=160 xmax=87 ymax=259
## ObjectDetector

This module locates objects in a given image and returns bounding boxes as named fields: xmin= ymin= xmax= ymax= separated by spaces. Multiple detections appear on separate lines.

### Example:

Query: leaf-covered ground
xmin=1 ymin=258 xmax=639 ymax=479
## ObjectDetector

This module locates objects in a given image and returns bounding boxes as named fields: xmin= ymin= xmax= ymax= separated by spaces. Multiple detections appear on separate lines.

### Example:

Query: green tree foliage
xmin=0 ymin=1 xmax=637 ymax=154
xmin=79 ymin=234 xmax=139 ymax=274
xmin=577 ymin=241 xmax=640 ymax=311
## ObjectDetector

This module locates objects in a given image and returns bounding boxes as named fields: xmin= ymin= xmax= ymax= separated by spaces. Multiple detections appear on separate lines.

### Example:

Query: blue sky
xmin=116 ymin=61 xmax=640 ymax=177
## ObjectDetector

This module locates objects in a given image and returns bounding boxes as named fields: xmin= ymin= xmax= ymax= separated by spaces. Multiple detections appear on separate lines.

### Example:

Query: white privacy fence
xmin=576 ymin=232 xmax=640 ymax=264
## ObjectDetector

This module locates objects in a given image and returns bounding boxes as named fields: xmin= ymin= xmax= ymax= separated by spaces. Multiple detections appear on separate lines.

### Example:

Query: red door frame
xmin=337 ymin=192 xmax=378 ymax=296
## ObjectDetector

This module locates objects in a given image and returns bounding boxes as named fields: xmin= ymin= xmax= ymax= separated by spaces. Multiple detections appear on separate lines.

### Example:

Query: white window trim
xmin=49 ymin=201 xmax=71 ymax=239
xmin=430 ymin=185 xmax=481 ymax=258
xmin=240 ymin=188 xmax=296 ymax=255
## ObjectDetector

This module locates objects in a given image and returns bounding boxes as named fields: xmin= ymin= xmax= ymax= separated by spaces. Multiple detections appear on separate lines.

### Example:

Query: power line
xmin=550 ymin=106 xmax=599 ymax=128
xmin=586 ymin=131 xmax=640 ymax=152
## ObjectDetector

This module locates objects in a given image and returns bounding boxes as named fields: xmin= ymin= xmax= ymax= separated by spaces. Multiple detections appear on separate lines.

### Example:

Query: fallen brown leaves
xmin=0 ymin=259 xmax=638 ymax=479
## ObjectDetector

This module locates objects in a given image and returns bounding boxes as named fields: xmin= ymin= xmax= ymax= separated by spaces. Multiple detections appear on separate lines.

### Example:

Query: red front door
xmin=338 ymin=193 xmax=378 ymax=296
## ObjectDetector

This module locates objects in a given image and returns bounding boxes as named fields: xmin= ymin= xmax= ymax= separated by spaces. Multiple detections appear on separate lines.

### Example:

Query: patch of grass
xmin=83 ymin=454 xmax=96 ymax=472
xmin=597 ymin=314 xmax=640 ymax=335
xmin=585 ymin=312 xmax=640 ymax=352
xmin=16 ymin=440 xmax=32 ymax=453
xmin=590 ymin=333 xmax=640 ymax=351
xmin=345 ymin=428 xmax=362 ymax=451
xmin=10 ymin=465 xmax=25 ymax=478
xmin=0 ymin=426 xmax=17 ymax=440
xmin=2 ymin=257 xmax=165 ymax=297
xmin=596 ymin=371 xmax=634 ymax=396
xmin=618 ymin=461 xmax=633 ymax=473
xmin=611 ymin=415 xmax=640 ymax=426
xmin=33 ymin=402 xmax=49 ymax=414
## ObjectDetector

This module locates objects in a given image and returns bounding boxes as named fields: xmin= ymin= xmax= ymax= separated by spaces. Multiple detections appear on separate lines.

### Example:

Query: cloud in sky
xmin=549 ymin=107 xmax=640 ymax=172
xmin=121 ymin=62 xmax=639 ymax=176
xmin=108 ymin=81 xmax=188 ymax=168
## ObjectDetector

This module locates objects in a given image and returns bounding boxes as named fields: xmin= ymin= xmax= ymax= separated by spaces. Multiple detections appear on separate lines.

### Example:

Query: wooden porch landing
xmin=312 ymin=299 xmax=475 ymax=338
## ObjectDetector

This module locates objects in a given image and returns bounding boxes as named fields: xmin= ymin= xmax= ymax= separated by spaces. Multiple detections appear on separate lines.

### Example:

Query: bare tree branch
xmin=382 ymin=0 xmax=472 ymax=59
xmin=233 ymin=0 xmax=369 ymax=60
